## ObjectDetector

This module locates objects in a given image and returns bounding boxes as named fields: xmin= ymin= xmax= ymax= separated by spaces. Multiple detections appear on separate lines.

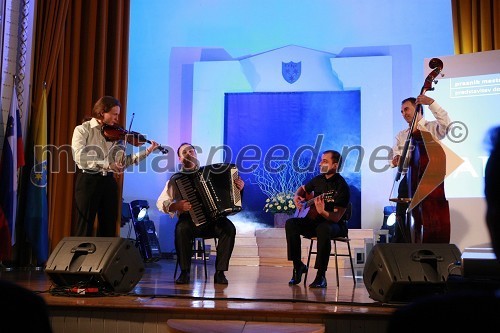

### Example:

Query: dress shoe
xmin=308 ymin=275 xmax=327 ymax=288
xmin=214 ymin=270 xmax=228 ymax=284
xmin=288 ymin=263 xmax=308 ymax=285
xmin=175 ymin=271 xmax=190 ymax=284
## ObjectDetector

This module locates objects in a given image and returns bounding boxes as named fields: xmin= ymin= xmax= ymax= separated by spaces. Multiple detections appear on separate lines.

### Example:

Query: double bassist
xmin=390 ymin=94 xmax=451 ymax=243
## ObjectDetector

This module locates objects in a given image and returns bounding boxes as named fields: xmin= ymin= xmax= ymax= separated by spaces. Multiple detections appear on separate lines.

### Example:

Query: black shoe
xmin=308 ymin=275 xmax=327 ymax=288
xmin=288 ymin=263 xmax=308 ymax=285
xmin=214 ymin=271 xmax=228 ymax=284
xmin=175 ymin=271 xmax=190 ymax=284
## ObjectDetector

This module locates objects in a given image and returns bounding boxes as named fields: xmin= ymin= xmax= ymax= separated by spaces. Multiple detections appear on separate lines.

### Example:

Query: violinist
xmin=71 ymin=96 xmax=159 ymax=237
xmin=390 ymin=95 xmax=451 ymax=243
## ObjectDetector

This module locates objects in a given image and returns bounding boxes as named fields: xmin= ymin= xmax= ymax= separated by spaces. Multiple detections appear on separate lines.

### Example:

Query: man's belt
xmin=80 ymin=169 xmax=114 ymax=177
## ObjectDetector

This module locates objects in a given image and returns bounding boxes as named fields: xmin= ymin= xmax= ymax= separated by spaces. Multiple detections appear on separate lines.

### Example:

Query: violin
xmin=101 ymin=123 xmax=169 ymax=154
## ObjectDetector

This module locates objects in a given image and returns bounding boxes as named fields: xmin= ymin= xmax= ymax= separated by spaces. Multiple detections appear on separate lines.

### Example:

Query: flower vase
xmin=274 ymin=213 xmax=292 ymax=228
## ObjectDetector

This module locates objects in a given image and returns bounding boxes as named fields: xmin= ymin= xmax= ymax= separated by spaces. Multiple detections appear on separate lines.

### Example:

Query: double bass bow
xmin=390 ymin=58 xmax=450 ymax=243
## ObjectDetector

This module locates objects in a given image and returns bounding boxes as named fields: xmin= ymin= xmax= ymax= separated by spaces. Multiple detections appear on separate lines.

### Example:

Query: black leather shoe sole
xmin=288 ymin=264 xmax=308 ymax=285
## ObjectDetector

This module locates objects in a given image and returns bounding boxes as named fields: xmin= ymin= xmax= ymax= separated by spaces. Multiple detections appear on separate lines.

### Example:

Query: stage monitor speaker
xmin=363 ymin=243 xmax=461 ymax=303
xmin=45 ymin=237 xmax=145 ymax=293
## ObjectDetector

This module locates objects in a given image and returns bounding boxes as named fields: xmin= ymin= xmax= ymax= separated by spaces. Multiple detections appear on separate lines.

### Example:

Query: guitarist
xmin=285 ymin=150 xmax=351 ymax=288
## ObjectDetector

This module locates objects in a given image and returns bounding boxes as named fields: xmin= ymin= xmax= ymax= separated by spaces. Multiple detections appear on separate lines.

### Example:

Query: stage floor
xmin=1 ymin=258 xmax=399 ymax=332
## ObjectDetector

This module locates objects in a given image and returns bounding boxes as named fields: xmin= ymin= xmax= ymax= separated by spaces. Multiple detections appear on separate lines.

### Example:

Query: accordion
xmin=171 ymin=163 xmax=242 ymax=226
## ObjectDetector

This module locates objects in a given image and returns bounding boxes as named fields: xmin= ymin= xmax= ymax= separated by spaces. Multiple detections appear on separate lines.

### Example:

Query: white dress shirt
xmin=71 ymin=118 xmax=148 ymax=172
xmin=392 ymin=101 xmax=451 ymax=167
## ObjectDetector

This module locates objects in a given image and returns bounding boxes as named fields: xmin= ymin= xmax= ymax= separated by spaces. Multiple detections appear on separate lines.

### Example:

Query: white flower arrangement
xmin=253 ymin=159 xmax=311 ymax=216
xmin=264 ymin=192 xmax=296 ymax=214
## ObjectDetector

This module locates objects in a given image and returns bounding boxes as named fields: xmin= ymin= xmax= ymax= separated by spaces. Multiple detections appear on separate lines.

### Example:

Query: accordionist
xmin=156 ymin=143 xmax=245 ymax=286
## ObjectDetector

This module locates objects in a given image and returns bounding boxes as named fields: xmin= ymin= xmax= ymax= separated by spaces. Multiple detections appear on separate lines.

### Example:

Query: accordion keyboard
xmin=175 ymin=174 xmax=210 ymax=226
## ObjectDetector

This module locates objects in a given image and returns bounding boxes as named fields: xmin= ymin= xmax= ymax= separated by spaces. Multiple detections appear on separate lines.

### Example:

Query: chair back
xmin=341 ymin=202 xmax=352 ymax=222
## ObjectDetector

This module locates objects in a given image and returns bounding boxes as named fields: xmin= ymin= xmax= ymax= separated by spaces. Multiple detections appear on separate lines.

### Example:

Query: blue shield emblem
xmin=282 ymin=61 xmax=301 ymax=84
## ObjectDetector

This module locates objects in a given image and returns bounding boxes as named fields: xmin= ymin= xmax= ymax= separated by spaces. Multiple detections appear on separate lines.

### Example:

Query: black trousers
xmin=74 ymin=171 xmax=118 ymax=237
xmin=285 ymin=217 xmax=347 ymax=272
xmin=175 ymin=214 xmax=236 ymax=272
xmin=393 ymin=175 xmax=411 ymax=243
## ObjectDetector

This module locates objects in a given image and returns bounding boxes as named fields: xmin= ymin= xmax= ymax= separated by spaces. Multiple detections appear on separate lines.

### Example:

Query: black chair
xmin=303 ymin=202 xmax=356 ymax=287
xmin=174 ymin=238 xmax=217 ymax=281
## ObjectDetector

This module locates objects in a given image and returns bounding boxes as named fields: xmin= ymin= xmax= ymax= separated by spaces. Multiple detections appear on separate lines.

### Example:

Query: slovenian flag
xmin=0 ymin=86 xmax=25 ymax=260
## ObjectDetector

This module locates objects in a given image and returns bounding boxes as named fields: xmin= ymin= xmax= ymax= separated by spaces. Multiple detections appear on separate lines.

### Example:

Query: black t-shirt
xmin=303 ymin=173 xmax=350 ymax=214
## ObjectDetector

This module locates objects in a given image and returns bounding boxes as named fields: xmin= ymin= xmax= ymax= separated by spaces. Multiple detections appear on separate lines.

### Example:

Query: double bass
xmin=393 ymin=58 xmax=450 ymax=243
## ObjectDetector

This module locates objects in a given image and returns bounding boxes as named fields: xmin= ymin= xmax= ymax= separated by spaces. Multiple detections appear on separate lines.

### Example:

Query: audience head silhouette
xmin=485 ymin=126 xmax=500 ymax=260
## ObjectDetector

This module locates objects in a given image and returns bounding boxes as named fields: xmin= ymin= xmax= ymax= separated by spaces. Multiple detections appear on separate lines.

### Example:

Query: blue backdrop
xmin=224 ymin=91 xmax=361 ymax=228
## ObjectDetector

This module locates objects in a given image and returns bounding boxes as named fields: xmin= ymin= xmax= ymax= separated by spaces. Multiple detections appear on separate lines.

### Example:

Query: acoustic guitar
xmin=293 ymin=190 xmax=338 ymax=219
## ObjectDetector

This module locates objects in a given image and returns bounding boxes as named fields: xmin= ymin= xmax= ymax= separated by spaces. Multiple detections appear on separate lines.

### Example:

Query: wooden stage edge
xmin=1 ymin=258 xmax=399 ymax=333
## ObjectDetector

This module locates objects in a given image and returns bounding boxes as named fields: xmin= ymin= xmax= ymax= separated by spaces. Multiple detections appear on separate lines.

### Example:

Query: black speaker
xmin=363 ymin=243 xmax=461 ymax=303
xmin=45 ymin=237 xmax=145 ymax=293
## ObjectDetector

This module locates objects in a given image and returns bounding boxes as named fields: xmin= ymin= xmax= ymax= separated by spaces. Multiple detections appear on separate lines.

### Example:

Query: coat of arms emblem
xmin=282 ymin=61 xmax=301 ymax=84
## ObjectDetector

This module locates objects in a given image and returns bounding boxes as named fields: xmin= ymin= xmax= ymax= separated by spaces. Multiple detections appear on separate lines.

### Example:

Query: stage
xmin=0 ymin=256 xmax=398 ymax=333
